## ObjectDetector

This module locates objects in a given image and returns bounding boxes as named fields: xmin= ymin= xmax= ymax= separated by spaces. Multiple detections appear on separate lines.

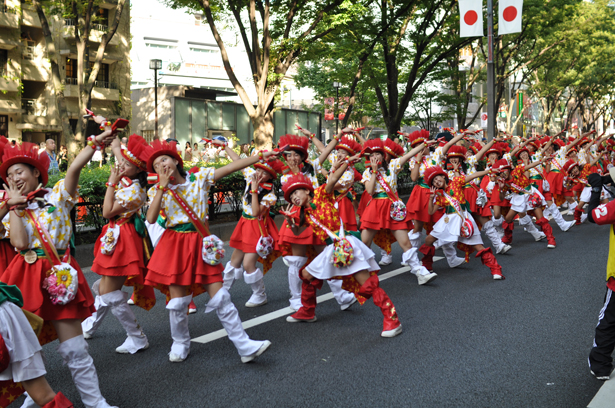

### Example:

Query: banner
xmin=459 ymin=0 xmax=483 ymax=38
xmin=498 ymin=0 xmax=523 ymax=35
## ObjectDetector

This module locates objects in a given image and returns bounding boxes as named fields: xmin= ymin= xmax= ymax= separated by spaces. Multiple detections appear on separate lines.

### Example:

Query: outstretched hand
xmin=3 ymin=180 xmax=27 ymax=209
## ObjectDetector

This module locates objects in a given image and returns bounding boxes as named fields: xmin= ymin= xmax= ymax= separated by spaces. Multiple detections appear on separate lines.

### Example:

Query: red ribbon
xmin=374 ymin=171 xmax=401 ymax=203
xmin=166 ymin=188 xmax=211 ymax=238
xmin=24 ymin=209 xmax=69 ymax=266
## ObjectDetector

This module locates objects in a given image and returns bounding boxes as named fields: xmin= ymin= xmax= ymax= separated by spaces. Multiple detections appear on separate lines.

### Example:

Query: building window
xmin=0 ymin=116 xmax=7 ymax=137
xmin=194 ymin=13 xmax=203 ymax=26
xmin=66 ymin=58 xmax=77 ymax=79
xmin=145 ymin=43 xmax=177 ymax=50
xmin=142 ymin=130 xmax=155 ymax=142
xmin=190 ymin=47 xmax=218 ymax=54
xmin=65 ymin=59 xmax=110 ymax=85
xmin=0 ymin=49 xmax=7 ymax=76
xmin=93 ymin=8 xmax=109 ymax=30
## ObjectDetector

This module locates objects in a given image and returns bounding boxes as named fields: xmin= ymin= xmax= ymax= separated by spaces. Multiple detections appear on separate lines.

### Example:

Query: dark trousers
xmin=589 ymin=288 xmax=615 ymax=376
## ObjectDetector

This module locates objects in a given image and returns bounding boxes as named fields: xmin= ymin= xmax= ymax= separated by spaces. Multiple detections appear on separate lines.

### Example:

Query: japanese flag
xmin=459 ymin=0 xmax=483 ymax=38
xmin=498 ymin=0 xmax=523 ymax=35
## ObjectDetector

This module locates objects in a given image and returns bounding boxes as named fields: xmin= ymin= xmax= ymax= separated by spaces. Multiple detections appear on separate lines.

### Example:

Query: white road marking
xmin=191 ymin=256 xmax=444 ymax=344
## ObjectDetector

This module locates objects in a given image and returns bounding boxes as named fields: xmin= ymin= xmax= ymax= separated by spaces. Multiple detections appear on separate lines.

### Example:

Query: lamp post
xmin=149 ymin=59 xmax=162 ymax=139
xmin=333 ymin=82 xmax=341 ymax=134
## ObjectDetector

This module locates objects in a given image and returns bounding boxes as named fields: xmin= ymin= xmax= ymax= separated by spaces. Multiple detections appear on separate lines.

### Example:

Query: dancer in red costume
xmin=360 ymin=138 xmax=435 ymax=284
xmin=277 ymin=132 xmax=355 ymax=311
xmin=0 ymin=138 xmax=15 ymax=272
xmin=144 ymin=138 xmax=276 ymax=363
xmin=81 ymin=135 xmax=152 ymax=355
xmin=545 ymin=132 xmax=585 ymax=208
xmin=0 ymin=282 xmax=74 ymax=408
xmin=0 ymin=114 xmax=117 ymax=408
xmin=282 ymin=161 xmax=403 ymax=338
xmin=419 ymin=165 xmax=505 ymax=280
xmin=223 ymin=143 xmax=285 ymax=308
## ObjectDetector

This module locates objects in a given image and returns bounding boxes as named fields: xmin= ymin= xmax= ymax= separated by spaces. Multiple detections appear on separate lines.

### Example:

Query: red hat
xmin=485 ymin=144 xmax=502 ymax=158
xmin=493 ymin=158 xmax=512 ymax=172
xmin=552 ymin=139 xmax=565 ymax=150
xmin=384 ymin=138 xmax=404 ymax=158
xmin=497 ymin=142 xmax=511 ymax=154
xmin=447 ymin=145 xmax=467 ymax=160
xmin=407 ymin=129 xmax=429 ymax=147
xmin=468 ymin=142 xmax=481 ymax=155
xmin=279 ymin=134 xmax=309 ymax=158
xmin=0 ymin=141 xmax=50 ymax=186
xmin=120 ymin=134 xmax=149 ymax=171
xmin=282 ymin=173 xmax=314 ymax=202
xmin=578 ymin=137 xmax=591 ymax=148
xmin=336 ymin=136 xmax=361 ymax=155
xmin=562 ymin=159 xmax=579 ymax=175
xmin=424 ymin=165 xmax=448 ymax=187
xmin=567 ymin=146 xmax=578 ymax=156
xmin=362 ymin=139 xmax=385 ymax=157
xmin=515 ymin=146 xmax=530 ymax=159
xmin=143 ymin=139 xmax=183 ymax=173
xmin=254 ymin=159 xmax=285 ymax=178
xmin=528 ymin=139 xmax=540 ymax=150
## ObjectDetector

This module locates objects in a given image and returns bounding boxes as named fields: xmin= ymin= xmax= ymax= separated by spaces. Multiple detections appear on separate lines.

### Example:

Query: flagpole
xmin=486 ymin=0 xmax=496 ymax=141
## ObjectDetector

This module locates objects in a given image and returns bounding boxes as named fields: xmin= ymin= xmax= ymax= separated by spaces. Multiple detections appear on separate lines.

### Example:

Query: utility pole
xmin=487 ymin=0 xmax=496 ymax=141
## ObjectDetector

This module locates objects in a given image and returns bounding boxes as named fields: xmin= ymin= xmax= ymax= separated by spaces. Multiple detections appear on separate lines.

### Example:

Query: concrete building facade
xmin=0 ymin=0 xmax=130 ymax=144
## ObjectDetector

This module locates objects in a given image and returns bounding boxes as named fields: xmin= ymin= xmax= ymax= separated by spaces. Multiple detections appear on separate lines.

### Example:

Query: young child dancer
xmin=81 ymin=135 xmax=151 ymax=354
xmin=281 ymin=157 xmax=403 ymax=338
xmin=277 ymin=133 xmax=355 ymax=312
xmin=0 ymin=116 xmax=117 ymax=407
xmin=223 ymin=143 xmax=285 ymax=307
xmin=420 ymin=165 xmax=505 ymax=280
xmin=144 ymin=139 xmax=276 ymax=363
xmin=360 ymin=138 xmax=435 ymax=284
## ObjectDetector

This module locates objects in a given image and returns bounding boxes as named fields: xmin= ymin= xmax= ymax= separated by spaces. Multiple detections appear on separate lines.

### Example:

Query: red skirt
xmin=0 ymin=239 xmax=16 ymax=273
xmin=546 ymin=171 xmax=565 ymax=196
xmin=533 ymin=179 xmax=552 ymax=201
xmin=230 ymin=215 xmax=281 ymax=253
xmin=361 ymin=198 xmax=412 ymax=231
xmin=489 ymin=184 xmax=510 ymax=207
xmin=0 ymin=255 xmax=95 ymax=322
xmin=146 ymin=229 xmax=223 ymax=287
xmin=464 ymin=185 xmax=479 ymax=213
xmin=337 ymin=196 xmax=358 ymax=231
xmin=406 ymin=185 xmax=440 ymax=223
xmin=92 ymin=222 xmax=146 ymax=277
xmin=278 ymin=220 xmax=327 ymax=246
xmin=357 ymin=191 xmax=371 ymax=217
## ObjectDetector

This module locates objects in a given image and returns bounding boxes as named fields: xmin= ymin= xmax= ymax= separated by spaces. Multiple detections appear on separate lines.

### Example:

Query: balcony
xmin=0 ymin=5 xmax=19 ymax=29
xmin=62 ymin=19 xmax=120 ymax=46
xmin=21 ymin=59 xmax=48 ymax=81
xmin=63 ymin=78 xmax=120 ymax=101
xmin=21 ymin=4 xmax=41 ymax=28
xmin=21 ymin=98 xmax=47 ymax=116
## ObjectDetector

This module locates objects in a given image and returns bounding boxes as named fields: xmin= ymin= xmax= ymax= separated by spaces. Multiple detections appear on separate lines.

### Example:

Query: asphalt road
xmin=18 ymin=216 xmax=610 ymax=408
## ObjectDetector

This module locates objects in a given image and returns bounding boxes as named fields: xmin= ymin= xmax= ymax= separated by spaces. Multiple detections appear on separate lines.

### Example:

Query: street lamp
xmin=149 ymin=59 xmax=162 ymax=139
xmin=333 ymin=82 xmax=341 ymax=134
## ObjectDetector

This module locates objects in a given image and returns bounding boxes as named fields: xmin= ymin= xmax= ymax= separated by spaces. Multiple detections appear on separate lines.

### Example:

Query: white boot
xmin=519 ymin=215 xmax=546 ymax=241
xmin=581 ymin=212 xmax=588 ymax=223
xmin=222 ymin=261 xmax=243 ymax=291
xmin=166 ymin=294 xmax=192 ymax=362
xmin=378 ymin=249 xmax=392 ymax=266
xmin=327 ymin=279 xmax=357 ymax=310
xmin=408 ymin=230 xmax=422 ymax=249
xmin=548 ymin=203 xmax=575 ymax=231
xmin=102 ymin=290 xmax=149 ymax=354
xmin=492 ymin=216 xmax=505 ymax=238
xmin=206 ymin=287 xmax=271 ymax=363
xmin=285 ymin=256 xmax=307 ymax=311
xmin=483 ymin=220 xmax=511 ymax=254
xmin=81 ymin=279 xmax=107 ymax=339
xmin=568 ymin=201 xmax=578 ymax=212
xmin=244 ymin=269 xmax=267 ymax=307
xmin=57 ymin=335 xmax=118 ymax=408
xmin=402 ymin=248 xmax=437 ymax=285
xmin=441 ymin=242 xmax=465 ymax=268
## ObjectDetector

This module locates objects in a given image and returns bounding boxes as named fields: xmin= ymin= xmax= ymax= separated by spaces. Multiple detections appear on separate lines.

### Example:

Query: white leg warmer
xmin=166 ymin=294 xmax=192 ymax=361
xmin=81 ymin=294 xmax=109 ymax=338
xmin=244 ymin=268 xmax=267 ymax=307
xmin=441 ymin=242 xmax=465 ymax=268
xmin=326 ymin=279 xmax=356 ymax=306
xmin=408 ymin=231 xmax=422 ymax=249
xmin=222 ymin=261 xmax=244 ymax=291
xmin=284 ymin=256 xmax=307 ymax=311
xmin=104 ymin=290 xmax=148 ymax=354
xmin=402 ymin=248 xmax=430 ymax=276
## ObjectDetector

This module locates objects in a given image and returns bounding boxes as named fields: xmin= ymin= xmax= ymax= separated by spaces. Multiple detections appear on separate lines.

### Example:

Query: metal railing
xmin=64 ymin=18 xmax=75 ymax=26
xmin=92 ymin=23 xmax=108 ymax=32
xmin=63 ymin=19 xmax=108 ymax=32
xmin=21 ymin=99 xmax=46 ymax=116
xmin=94 ymin=80 xmax=117 ymax=89
xmin=64 ymin=77 xmax=78 ymax=85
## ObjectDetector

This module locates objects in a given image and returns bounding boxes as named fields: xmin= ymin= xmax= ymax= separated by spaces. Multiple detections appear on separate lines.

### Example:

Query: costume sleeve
xmin=389 ymin=158 xmax=402 ymax=176
xmin=467 ymin=155 xmax=478 ymax=168
xmin=432 ymin=147 xmax=443 ymax=163
xmin=48 ymin=179 xmax=78 ymax=210
xmin=361 ymin=169 xmax=372 ymax=184
xmin=409 ymin=157 xmax=417 ymax=170
xmin=511 ymin=165 xmax=525 ymax=180
xmin=242 ymin=167 xmax=255 ymax=181
xmin=115 ymin=184 xmax=146 ymax=212
xmin=260 ymin=192 xmax=277 ymax=208
xmin=337 ymin=169 xmax=354 ymax=189
xmin=308 ymin=158 xmax=322 ymax=175
xmin=197 ymin=167 xmax=216 ymax=187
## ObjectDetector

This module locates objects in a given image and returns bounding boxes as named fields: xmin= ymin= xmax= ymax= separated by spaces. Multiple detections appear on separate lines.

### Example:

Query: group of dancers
xmin=0 ymin=111 xmax=613 ymax=407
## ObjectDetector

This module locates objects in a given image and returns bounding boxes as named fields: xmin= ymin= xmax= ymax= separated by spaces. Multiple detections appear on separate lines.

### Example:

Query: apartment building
xmin=0 ymin=0 xmax=130 ymax=144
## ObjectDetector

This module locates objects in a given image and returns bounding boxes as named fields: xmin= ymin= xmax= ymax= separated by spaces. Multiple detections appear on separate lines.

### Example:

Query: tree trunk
xmin=252 ymin=112 xmax=274 ymax=150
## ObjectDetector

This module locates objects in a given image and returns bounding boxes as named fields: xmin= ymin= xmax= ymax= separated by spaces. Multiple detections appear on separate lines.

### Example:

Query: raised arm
xmin=325 ymin=154 xmax=360 ymax=195
xmin=110 ymin=137 xmax=122 ymax=161
xmin=410 ymin=149 xmax=423 ymax=182
xmin=219 ymin=142 xmax=240 ymax=162
xmin=213 ymin=149 xmax=282 ymax=182
xmin=563 ymin=131 xmax=588 ymax=155
xmin=398 ymin=141 xmax=428 ymax=167
xmin=316 ymin=136 xmax=340 ymax=166
xmin=440 ymin=133 xmax=465 ymax=157
xmin=509 ymin=137 xmax=531 ymax=157
xmin=475 ymin=137 xmax=497 ymax=161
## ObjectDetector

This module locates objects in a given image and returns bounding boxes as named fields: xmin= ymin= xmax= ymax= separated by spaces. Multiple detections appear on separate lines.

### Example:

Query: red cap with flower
xmin=279 ymin=134 xmax=309 ymax=158
xmin=424 ymin=165 xmax=448 ymax=187
xmin=562 ymin=159 xmax=580 ymax=175
xmin=361 ymin=139 xmax=385 ymax=157
xmin=143 ymin=139 xmax=183 ymax=173
xmin=0 ymin=141 xmax=50 ymax=185
xmin=120 ymin=134 xmax=149 ymax=171
xmin=336 ymin=136 xmax=361 ymax=155
xmin=384 ymin=138 xmax=404 ymax=158
xmin=282 ymin=173 xmax=314 ymax=202
xmin=447 ymin=145 xmax=467 ymax=160
xmin=407 ymin=129 xmax=430 ymax=147
xmin=254 ymin=159 xmax=285 ymax=178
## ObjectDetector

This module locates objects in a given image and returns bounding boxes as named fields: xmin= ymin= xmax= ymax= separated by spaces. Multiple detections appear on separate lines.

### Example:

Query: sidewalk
xmin=588 ymin=378 xmax=615 ymax=408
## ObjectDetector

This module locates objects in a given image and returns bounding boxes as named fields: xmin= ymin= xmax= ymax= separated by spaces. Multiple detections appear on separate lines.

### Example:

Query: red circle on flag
xmin=503 ymin=6 xmax=517 ymax=22
xmin=464 ymin=10 xmax=478 ymax=26
xmin=481 ymin=113 xmax=488 ymax=121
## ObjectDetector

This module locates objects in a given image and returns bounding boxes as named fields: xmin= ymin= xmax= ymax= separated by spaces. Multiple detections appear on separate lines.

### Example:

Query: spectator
xmin=239 ymin=143 xmax=250 ymax=159
xmin=41 ymin=138 xmax=59 ymax=176
xmin=121 ymin=137 xmax=128 ymax=147
xmin=58 ymin=145 xmax=68 ymax=172
xmin=184 ymin=141 xmax=193 ymax=162
xmin=193 ymin=142 xmax=201 ymax=161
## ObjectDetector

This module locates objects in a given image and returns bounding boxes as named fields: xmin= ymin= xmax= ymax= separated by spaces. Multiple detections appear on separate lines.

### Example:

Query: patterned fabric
xmin=550 ymin=150 xmax=567 ymax=170
xmin=241 ymin=168 xmax=277 ymax=216
xmin=434 ymin=176 xmax=467 ymax=211
xmin=147 ymin=167 xmax=215 ymax=227
xmin=281 ymin=158 xmax=321 ymax=189
xmin=569 ymin=164 xmax=591 ymax=186
xmin=361 ymin=158 xmax=403 ymax=193
xmin=529 ymin=151 xmax=544 ymax=178
xmin=2 ymin=180 xmax=76 ymax=249
xmin=114 ymin=180 xmax=146 ymax=219
xmin=331 ymin=168 xmax=354 ymax=190
xmin=409 ymin=147 xmax=444 ymax=177
xmin=304 ymin=185 xmax=341 ymax=243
